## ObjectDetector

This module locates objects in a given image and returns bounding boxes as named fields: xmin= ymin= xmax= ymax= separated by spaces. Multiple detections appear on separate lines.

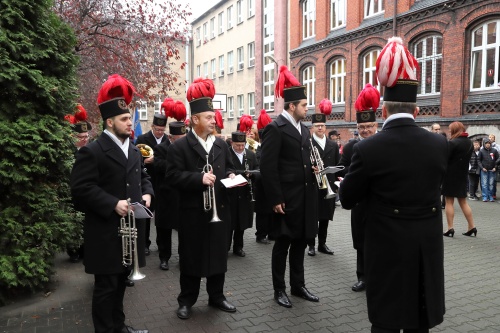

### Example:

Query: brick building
xmin=287 ymin=0 xmax=500 ymax=142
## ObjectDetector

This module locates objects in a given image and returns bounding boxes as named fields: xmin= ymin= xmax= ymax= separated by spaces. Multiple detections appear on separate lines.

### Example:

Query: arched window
xmin=330 ymin=58 xmax=346 ymax=104
xmin=363 ymin=49 xmax=382 ymax=94
xmin=302 ymin=66 xmax=316 ymax=107
xmin=413 ymin=35 xmax=442 ymax=95
xmin=471 ymin=20 xmax=500 ymax=90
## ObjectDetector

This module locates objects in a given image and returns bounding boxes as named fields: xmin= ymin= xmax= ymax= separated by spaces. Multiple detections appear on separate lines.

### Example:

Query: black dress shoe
xmin=307 ymin=246 xmax=315 ymax=256
xmin=317 ymin=244 xmax=334 ymax=255
xmin=159 ymin=260 xmax=169 ymax=270
xmin=290 ymin=286 xmax=319 ymax=302
xmin=256 ymin=237 xmax=270 ymax=244
xmin=176 ymin=305 xmax=192 ymax=319
xmin=208 ymin=299 xmax=237 ymax=312
xmin=125 ymin=279 xmax=135 ymax=287
xmin=233 ymin=249 xmax=246 ymax=257
xmin=352 ymin=280 xmax=366 ymax=292
xmin=274 ymin=290 xmax=292 ymax=308
xmin=120 ymin=325 xmax=149 ymax=333
xmin=144 ymin=248 xmax=150 ymax=256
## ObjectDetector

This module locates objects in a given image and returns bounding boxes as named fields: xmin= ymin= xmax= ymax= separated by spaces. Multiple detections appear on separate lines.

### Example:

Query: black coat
xmin=153 ymin=140 xmax=180 ymax=229
xmin=442 ymin=136 xmax=473 ymax=198
xmin=339 ymin=117 xmax=448 ymax=329
xmin=71 ymin=134 xmax=154 ymax=274
xmin=228 ymin=148 xmax=258 ymax=230
xmin=165 ymin=131 xmax=234 ymax=277
xmin=260 ymin=114 xmax=318 ymax=240
xmin=135 ymin=131 xmax=168 ymax=190
xmin=312 ymin=137 xmax=339 ymax=221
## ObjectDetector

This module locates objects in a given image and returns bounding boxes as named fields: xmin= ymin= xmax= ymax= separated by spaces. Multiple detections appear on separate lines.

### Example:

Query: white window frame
xmin=154 ymin=96 xmax=162 ymax=114
xmin=248 ymin=42 xmax=255 ymax=67
xmin=363 ymin=49 xmax=383 ymax=95
xmin=228 ymin=96 xmax=234 ymax=118
xmin=138 ymin=100 xmax=148 ymax=120
xmin=210 ymin=17 xmax=215 ymax=39
xmin=263 ymin=0 xmax=274 ymax=111
xmin=218 ymin=12 xmax=224 ymax=35
xmin=302 ymin=66 xmax=315 ymax=107
xmin=228 ymin=51 xmax=234 ymax=73
xmin=302 ymin=0 xmax=316 ymax=40
xmin=413 ymin=35 xmax=443 ymax=95
xmin=248 ymin=0 xmax=255 ymax=18
xmin=329 ymin=58 xmax=346 ymax=104
xmin=331 ymin=0 xmax=346 ymax=30
xmin=237 ymin=94 xmax=244 ymax=117
xmin=219 ymin=55 xmax=225 ymax=76
xmin=203 ymin=62 xmax=208 ymax=78
xmin=196 ymin=27 xmax=201 ymax=47
xmin=248 ymin=92 xmax=255 ymax=116
xmin=237 ymin=46 xmax=244 ymax=71
xmin=211 ymin=58 xmax=216 ymax=79
xmin=364 ymin=0 xmax=384 ymax=18
xmin=227 ymin=6 xmax=234 ymax=30
xmin=203 ymin=23 xmax=208 ymax=43
xmin=237 ymin=0 xmax=243 ymax=24
xmin=196 ymin=65 xmax=201 ymax=77
xmin=470 ymin=20 xmax=500 ymax=91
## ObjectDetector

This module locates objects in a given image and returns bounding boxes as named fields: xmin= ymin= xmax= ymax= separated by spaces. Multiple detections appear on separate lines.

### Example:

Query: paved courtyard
xmin=1 ymin=198 xmax=499 ymax=332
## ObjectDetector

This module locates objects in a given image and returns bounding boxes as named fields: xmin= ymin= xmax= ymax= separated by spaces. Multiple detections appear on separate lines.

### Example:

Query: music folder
xmin=220 ymin=174 xmax=248 ymax=188
xmin=130 ymin=202 xmax=154 ymax=219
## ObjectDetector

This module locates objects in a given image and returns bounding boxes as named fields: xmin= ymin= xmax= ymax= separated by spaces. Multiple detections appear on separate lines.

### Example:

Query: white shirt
xmin=232 ymin=147 xmax=244 ymax=164
xmin=151 ymin=130 xmax=163 ymax=145
xmin=192 ymin=130 xmax=215 ymax=154
xmin=281 ymin=110 xmax=302 ymax=135
xmin=104 ymin=129 xmax=129 ymax=158
xmin=313 ymin=133 xmax=326 ymax=150
xmin=382 ymin=113 xmax=414 ymax=129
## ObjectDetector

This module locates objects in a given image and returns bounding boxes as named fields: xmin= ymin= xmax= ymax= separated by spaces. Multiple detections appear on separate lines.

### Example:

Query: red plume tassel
xmin=172 ymin=101 xmax=187 ymax=121
xmin=97 ymin=74 xmax=136 ymax=105
xmin=64 ymin=114 xmax=75 ymax=124
xmin=74 ymin=104 xmax=88 ymax=122
xmin=161 ymin=98 xmax=175 ymax=117
xmin=319 ymin=99 xmax=332 ymax=115
xmin=274 ymin=66 xmax=301 ymax=98
xmin=215 ymin=109 xmax=224 ymax=129
xmin=239 ymin=114 xmax=254 ymax=133
xmin=355 ymin=84 xmax=380 ymax=112
xmin=257 ymin=109 xmax=272 ymax=130
xmin=186 ymin=78 xmax=216 ymax=101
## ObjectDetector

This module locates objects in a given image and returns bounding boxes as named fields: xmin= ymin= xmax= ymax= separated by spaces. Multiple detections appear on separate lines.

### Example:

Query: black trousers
xmin=468 ymin=173 xmax=479 ymax=197
xmin=156 ymin=227 xmax=172 ymax=261
xmin=177 ymin=273 xmax=226 ymax=307
xmin=371 ymin=326 xmax=429 ymax=333
xmin=307 ymin=219 xmax=329 ymax=247
xmin=356 ymin=248 xmax=365 ymax=281
xmin=144 ymin=218 xmax=151 ymax=248
xmin=255 ymin=212 xmax=272 ymax=239
xmin=92 ymin=272 xmax=128 ymax=333
xmin=272 ymin=237 xmax=307 ymax=291
xmin=228 ymin=228 xmax=244 ymax=251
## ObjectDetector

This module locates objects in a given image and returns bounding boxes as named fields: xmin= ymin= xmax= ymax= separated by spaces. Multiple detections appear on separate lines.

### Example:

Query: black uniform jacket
xmin=153 ymin=140 xmax=179 ymax=229
xmin=71 ymin=133 xmax=154 ymax=275
xmin=165 ymin=131 xmax=234 ymax=277
xmin=260 ymin=114 xmax=318 ymax=240
xmin=339 ymin=117 xmax=448 ymax=329
xmin=228 ymin=148 xmax=258 ymax=230
xmin=136 ymin=131 xmax=168 ymax=189
xmin=442 ymin=136 xmax=473 ymax=198
xmin=312 ymin=137 xmax=339 ymax=221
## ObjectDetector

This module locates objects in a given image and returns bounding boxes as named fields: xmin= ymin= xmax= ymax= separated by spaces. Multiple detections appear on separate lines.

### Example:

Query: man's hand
xmin=273 ymin=203 xmax=285 ymax=214
xmin=312 ymin=165 xmax=319 ymax=174
xmin=115 ymin=200 xmax=129 ymax=216
xmin=142 ymin=194 xmax=152 ymax=208
xmin=143 ymin=156 xmax=154 ymax=164
xmin=228 ymin=173 xmax=236 ymax=179
xmin=203 ymin=172 xmax=216 ymax=186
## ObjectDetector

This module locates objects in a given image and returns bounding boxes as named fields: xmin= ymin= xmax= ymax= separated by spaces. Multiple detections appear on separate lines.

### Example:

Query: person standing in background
xmin=468 ymin=140 xmax=481 ymax=200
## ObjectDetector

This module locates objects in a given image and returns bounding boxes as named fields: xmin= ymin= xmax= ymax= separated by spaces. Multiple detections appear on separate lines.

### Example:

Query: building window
xmin=248 ymin=0 xmax=255 ymax=18
xmin=154 ymin=96 xmax=162 ymax=114
xmin=363 ymin=49 xmax=382 ymax=95
xmin=203 ymin=62 xmax=208 ymax=78
xmin=237 ymin=0 xmax=243 ymax=24
xmin=331 ymin=0 xmax=346 ymax=30
xmin=219 ymin=55 xmax=225 ymax=76
xmin=302 ymin=66 xmax=315 ymax=107
xmin=263 ymin=0 xmax=274 ymax=112
xmin=203 ymin=22 xmax=208 ymax=43
xmin=248 ymin=92 xmax=255 ymax=116
xmin=227 ymin=6 xmax=234 ymax=30
xmin=228 ymin=51 xmax=234 ymax=73
xmin=237 ymin=47 xmax=244 ymax=71
xmin=364 ymin=0 xmax=384 ymax=18
xmin=196 ymin=27 xmax=201 ymax=46
xmin=228 ymin=96 xmax=234 ymax=118
xmin=211 ymin=58 xmax=216 ymax=79
xmin=210 ymin=17 xmax=215 ymax=39
xmin=138 ymin=100 xmax=148 ymax=120
xmin=330 ymin=58 xmax=346 ymax=104
xmin=302 ymin=0 xmax=316 ymax=40
xmin=237 ymin=94 xmax=244 ymax=117
xmin=413 ymin=35 xmax=442 ymax=95
xmin=218 ymin=12 xmax=224 ymax=35
xmin=471 ymin=20 xmax=500 ymax=90
xmin=248 ymin=42 xmax=255 ymax=67
xmin=196 ymin=65 xmax=201 ymax=77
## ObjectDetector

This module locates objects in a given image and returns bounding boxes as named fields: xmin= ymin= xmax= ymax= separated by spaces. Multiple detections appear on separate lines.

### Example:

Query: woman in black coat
xmin=442 ymin=121 xmax=477 ymax=237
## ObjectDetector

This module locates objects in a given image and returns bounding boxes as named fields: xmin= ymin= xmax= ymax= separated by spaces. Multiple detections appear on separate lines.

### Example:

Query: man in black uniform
xmin=260 ymin=66 xmax=319 ymax=308
xmin=71 ymin=74 xmax=153 ymax=333
xmin=166 ymin=78 xmax=236 ymax=320
xmin=228 ymin=131 xmax=258 ymax=257
xmin=307 ymin=105 xmax=339 ymax=256
xmin=135 ymin=113 xmax=168 ymax=255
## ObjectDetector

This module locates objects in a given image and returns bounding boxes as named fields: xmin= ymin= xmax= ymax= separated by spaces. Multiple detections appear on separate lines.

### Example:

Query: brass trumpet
xmin=136 ymin=144 xmax=154 ymax=158
xmin=309 ymin=138 xmax=336 ymax=200
xmin=202 ymin=155 xmax=222 ymax=222
xmin=118 ymin=199 xmax=146 ymax=280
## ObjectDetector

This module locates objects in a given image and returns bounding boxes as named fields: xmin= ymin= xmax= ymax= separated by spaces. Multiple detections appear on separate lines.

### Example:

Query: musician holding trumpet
xmin=165 ymin=78 xmax=237 ymax=320
xmin=71 ymin=75 xmax=153 ymax=333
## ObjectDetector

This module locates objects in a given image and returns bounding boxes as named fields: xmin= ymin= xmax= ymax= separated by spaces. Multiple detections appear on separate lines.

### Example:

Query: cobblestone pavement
xmin=1 ymin=199 xmax=499 ymax=333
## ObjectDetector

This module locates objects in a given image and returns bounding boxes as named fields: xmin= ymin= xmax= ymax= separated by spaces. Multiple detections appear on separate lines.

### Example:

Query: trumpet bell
xmin=128 ymin=269 xmax=146 ymax=281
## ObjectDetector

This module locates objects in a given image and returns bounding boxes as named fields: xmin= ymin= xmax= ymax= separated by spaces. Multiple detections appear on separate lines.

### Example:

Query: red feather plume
xmin=186 ymin=78 xmax=216 ymax=101
xmin=257 ymin=109 xmax=272 ymax=130
xmin=215 ymin=109 xmax=224 ymax=129
xmin=74 ymin=104 xmax=88 ymax=122
xmin=172 ymin=101 xmax=187 ymax=121
xmin=64 ymin=114 xmax=75 ymax=124
xmin=376 ymin=37 xmax=419 ymax=87
xmin=355 ymin=84 xmax=380 ymax=112
xmin=239 ymin=114 xmax=254 ymax=133
xmin=97 ymin=74 xmax=136 ymax=105
xmin=274 ymin=66 xmax=301 ymax=98
xmin=161 ymin=98 xmax=175 ymax=117
xmin=319 ymin=99 xmax=332 ymax=115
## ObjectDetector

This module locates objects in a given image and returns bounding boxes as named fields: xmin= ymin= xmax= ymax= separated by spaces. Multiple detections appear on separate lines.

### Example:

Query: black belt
xmin=370 ymin=199 xmax=441 ymax=219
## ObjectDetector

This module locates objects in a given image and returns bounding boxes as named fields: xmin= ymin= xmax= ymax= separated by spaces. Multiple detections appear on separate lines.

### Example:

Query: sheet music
xmin=220 ymin=174 xmax=248 ymax=188
xmin=130 ymin=202 xmax=154 ymax=219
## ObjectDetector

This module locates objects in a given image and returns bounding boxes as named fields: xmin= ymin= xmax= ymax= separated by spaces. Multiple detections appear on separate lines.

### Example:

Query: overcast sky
xmin=182 ymin=0 xmax=220 ymax=21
